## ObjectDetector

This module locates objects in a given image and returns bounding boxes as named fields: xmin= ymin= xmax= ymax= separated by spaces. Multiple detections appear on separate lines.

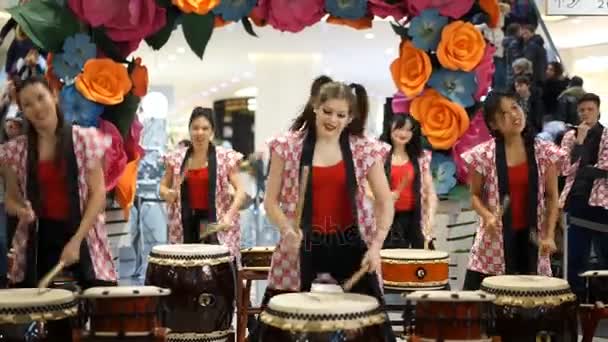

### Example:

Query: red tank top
xmin=38 ymin=160 xmax=70 ymax=221
xmin=508 ymin=162 xmax=529 ymax=230
xmin=391 ymin=162 xmax=415 ymax=211
xmin=186 ymin=168 xmax=209 ymax=210
xmin=311 ymin=160 xmax=355 ymax=234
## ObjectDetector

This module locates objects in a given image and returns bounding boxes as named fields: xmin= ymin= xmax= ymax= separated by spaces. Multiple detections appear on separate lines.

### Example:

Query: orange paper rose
xmin=410 ymin=89 xmax=470 ymax=150
xmin=326 ymin=16 xmax=373 ymax=30
xmin=172 ymin=0 xmax=220 ymax=15
xmin=479 ymin=0 xmax=500 ymax=28
xmin=45 ymin=53 xmax=63 ymax=92
xmin=130 ymin=57 xmax=148 ymax=97
xmin=390 ymin=40 xmax=432 ymax=98
xmin=76 ymin=58 xmax=133 ymax=106
xmin=437 ymin=21 xmax=486 ymax=72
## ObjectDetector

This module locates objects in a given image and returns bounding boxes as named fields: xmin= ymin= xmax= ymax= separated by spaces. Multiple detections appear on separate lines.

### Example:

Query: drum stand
xmin=236 ymin=268 xmax=269 ymax=342
xmin=580 ymin=271 xmax=608 ymax=342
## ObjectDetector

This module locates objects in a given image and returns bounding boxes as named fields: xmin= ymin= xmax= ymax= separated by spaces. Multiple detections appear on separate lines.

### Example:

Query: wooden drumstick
xmin=295 ymin=166 xmax=310 ymax=230
xmin=38 ymin=261 xmax=64 ymax=290
xmin=342 ymin=266 xmax=368 ymax=292
xmin=199 ymin=222 xmax=232 ymax=240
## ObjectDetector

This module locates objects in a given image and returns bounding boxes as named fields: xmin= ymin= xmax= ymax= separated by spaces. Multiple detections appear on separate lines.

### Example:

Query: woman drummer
xmin=260 ymin=82 xmax=395 ymax=337
xmin=461 ymin=90 xmax=564 ymax=290
xmin=159 ymin=107 xmax=245 ymax=258
xmin=379 ymin=113 xmax=437 ymax=249
xmin=1 ymin=77 xmax=115 ymax=290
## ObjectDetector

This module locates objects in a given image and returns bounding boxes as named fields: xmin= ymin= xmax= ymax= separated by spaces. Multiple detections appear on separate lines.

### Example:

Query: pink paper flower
xmin=98 ymin=119 xmax=128 ymax=191
xmin=474 ymin=44 xmax=496 ymax=101
xmin=408 ymin=0 xmax=474 ymax=19
xmin=254 ymin=0 xmax=325 ymax=33
xmin=368 ymin=0 xmax=408 ymax=21
xmin=391 ymin=91 xmax=412 ymax=114
xmin=451 ymin=111 xmax=492 ymax=183
xmin=68 ymin=0 xmax=166 ymax=56
xmin=125 ymin=115 xmax=145 ymax=162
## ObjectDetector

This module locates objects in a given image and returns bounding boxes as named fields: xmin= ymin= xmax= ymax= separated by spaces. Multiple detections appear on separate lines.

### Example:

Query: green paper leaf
xmin=155 ymin=0 xmax=172 ymax=8
xmin=7 ymin=0 xmax=80 ymax=52
xmin=90 ymin=27 xmax=127 ymax=63
xmin=390 ymin=22 xmax=408 ymax=38
xmin=101 ymin=92 xmax=141 ymax=138
xmin=241 ymin=17 xmax=258 ymax=37
xmin=182 ymin=12 xmax=214 ymax=59
xmin=146 ymin=6 xmax=181 ymax=50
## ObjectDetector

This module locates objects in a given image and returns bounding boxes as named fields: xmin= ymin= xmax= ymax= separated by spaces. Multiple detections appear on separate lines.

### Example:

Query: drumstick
xmin=294 ymin=166 xmax=310 ymax=230
xmin=37 ymin=261 xmax=64 ymax=290
xmin=342 ymin=266 xmax=368 ymax=292
xmin=199 ymin=222 xmax=232 ymax=240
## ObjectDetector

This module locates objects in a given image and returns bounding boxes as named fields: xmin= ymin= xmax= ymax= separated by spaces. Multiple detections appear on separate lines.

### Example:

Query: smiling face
xmin=314 ymin=98 xmax=351 ymax=139
xmin=189 ymin=115 xmax=214 ymax=149
xmin=390 ymin=118 xmax=414 ymax=148
xmin=489 ymin=96 xmax=527 ymax=136
xmin=18 ymin=82 xmax=58 ymax=133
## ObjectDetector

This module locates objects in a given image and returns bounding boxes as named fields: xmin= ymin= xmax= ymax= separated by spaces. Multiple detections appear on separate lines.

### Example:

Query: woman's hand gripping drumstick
xmin=37 ymin=261 xmax=65 ymax=291
xmin=282 ymin=167 xmax=309 ymax=251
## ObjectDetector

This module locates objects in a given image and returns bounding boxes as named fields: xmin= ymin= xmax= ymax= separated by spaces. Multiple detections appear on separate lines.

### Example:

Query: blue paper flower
xmin=213 ymin=0 xmax=257 ymax=21
xmin=325 ymin=0 xmax=367 ymax=20
xmin=408 ymin=9 xmax=448 ymax=51
xmin=428 ymin=69 xmax=477 ymax=108
xmin=52 ymin=54 xmax=80 ymax=82
xmin=431 ymin=152 xmax=457 ymax=195
xmin=59 ymin=85 xmax=104 ymax=127
xmin=62 ymin=33 xmax=96 ymax=69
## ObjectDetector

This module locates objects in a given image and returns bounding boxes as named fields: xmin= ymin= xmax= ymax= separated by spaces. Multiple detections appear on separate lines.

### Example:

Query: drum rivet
xmin=134 ymin=290 xmax=140 ymax=295
xmin=102 ymin=291 xmax=109 ymax=296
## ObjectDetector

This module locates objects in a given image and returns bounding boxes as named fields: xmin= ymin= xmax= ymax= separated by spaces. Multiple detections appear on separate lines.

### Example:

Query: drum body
xmin=380 ymin=249 xmax=449 ymax=290
xmin=79 ymin=286 xmax=170 ymax=337
xmin=406 ymin=291 xmax=496 ymax=341
xmin=481 ymin=275 xmax=578 ymax=341
xmin=258 ymin=292 xmax=387 ymax=342
xmin=0 ymin=288 xmax=78 ymax=342
xmin=240 ymin=246 xmax=274 ymax=269
xmin=144 ymin=244 xmax=236 ymax=337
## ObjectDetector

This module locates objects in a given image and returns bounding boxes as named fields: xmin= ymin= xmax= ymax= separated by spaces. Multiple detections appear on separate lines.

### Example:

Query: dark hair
xmin=379 ymin=114 xmax=422 ymax=159
xmin=482 ymin=90 xmax=523 ymax=137
xmin=570 ymin=76 xmax=584 ymax=87
xmin=506 ymin=23 xmax=520 ymax=36
xmin=188 ymin=106 xmax=216 ymax=130
xmin=521 ymin=24 xmax=536 ymax=33
xmin=577 ymin=92 xmax=600 ymax=108
xmin=15 ymin=76 xmax=66 ymax=165
xmin=289 ymin=75 xmax=333 ymax=131
xmin=548 ymin=62 xmax=564 ymax=77
xmin=514 ymin=75 xmax=531 ymax=86
xmin=291 ymin=81 xmax=369 ymax=136
xmin=178 ymin=139 xmax=192 ymax=148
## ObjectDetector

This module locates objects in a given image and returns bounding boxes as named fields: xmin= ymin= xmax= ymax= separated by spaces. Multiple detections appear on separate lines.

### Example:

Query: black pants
xmin=250 ymin=227 xmax=396 ymax=342
xmin=463 ymin=227 xmax=536 ymax=290
xmin=383 ymin=210 xmax=423 ymax=249
xmin=184 ymin=209 xmax=219 ymax=244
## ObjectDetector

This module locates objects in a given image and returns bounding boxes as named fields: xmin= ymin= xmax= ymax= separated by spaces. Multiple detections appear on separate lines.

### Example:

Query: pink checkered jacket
xmin=461 ymin=138 xmax=565 ymax=276
xmin=1 ymin=127 xmax=117 ymax=283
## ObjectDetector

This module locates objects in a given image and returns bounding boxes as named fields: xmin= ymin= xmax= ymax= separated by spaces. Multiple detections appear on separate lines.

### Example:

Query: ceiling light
xmin=364 ymin=33 xmax=375 ymax=39
xmin=220 ymin=82 xmax=228 ymax=88
xmin=231 ymin=77 xmax=240 ymax=83
xmin=210 ymin=87 xmax=218 ymax=93
xmin=234 ymin=86 xmax=258 ymax=97
xmin=168 ymin=54 xmax=177 ymax=61
xmin=201 ymin=91 xmax=209 ymax=97
xmin=243 ymin=71 xmax=253 ymax=78
xmin=177 ymin=47 xmax=186 ymax=54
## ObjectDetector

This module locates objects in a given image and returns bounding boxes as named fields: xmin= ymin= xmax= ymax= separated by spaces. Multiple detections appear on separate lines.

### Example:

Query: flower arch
xmin=6 ymin=0 xmax=505 ymax=200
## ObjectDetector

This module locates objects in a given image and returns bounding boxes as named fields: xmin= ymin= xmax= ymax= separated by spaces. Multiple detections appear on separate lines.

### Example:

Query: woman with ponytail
xmin=461 ymin=90 xmax=564 ymax=290
xmin=159 ymin=107 xmax=245 ymax=259
xmin=259 ymin=81 xmax=395 ymax=340
xmin=379 ymin=114 xmax=437 ymax=249
xmin=1 ymin=77 xmax=115 ymax=292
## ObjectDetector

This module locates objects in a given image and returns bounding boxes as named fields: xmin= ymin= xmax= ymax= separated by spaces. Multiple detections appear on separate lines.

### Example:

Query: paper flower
xmin=451 ymin=111 xmax=492 ymax=183
xmin=61 ymin=33 xmax=96 ymax=69
xmin=98 ymin=119 xmax=128 ymax=192
xmin=75 ymin=58 xmax=132 ymax=105
xmin=473 ymin=44 xmax=496 ymax=101
xmin=431 ymin=152 xmax=457 ymax=195
xmin=45 ymin=53 xmax=63 ymax=91
xmin=408 ymin=9 xmax=448 ymax=51
xmin=68 ymin=0 xmax=166 ymax=56
xmin=125 ymin=115 xmax=145 ymax=162
xmin=326 ymin=15 xmax=373 ymax=30
xmin=51 ymin=53 xmax=80 ymax=81
xmin=479 ymin=0 xmax=500 ymax=28
xmin=391 ymin=92 xmax=411 ymax=114
xmin=437 ymin=21 xmax=486 ymax=72
xmin=172 ymin=0 xmax=220 ymax=14
xmin=410 ymin=89 xmax=470 ymax=150
xmin=130 ymin=57 xmax=148 ymax=97
xmin=325 ymin=0 xmax=367 ymax=20
xmin=368 ymin=0 xmax=408 ymax=21
xmin=257 ymin=0 xmax=326 ymax=33
xmin=213 ymin=0 xmax=257 ymax=21
xmin=390 ymin=40 xmax=432 ymax=98
xmin=59 ymin=85 xmax=104 ymax=127
xmin=428 ymin=69 xmax=477 ymax=108
xmin=408 ymin=0 xmax=474 ymax=19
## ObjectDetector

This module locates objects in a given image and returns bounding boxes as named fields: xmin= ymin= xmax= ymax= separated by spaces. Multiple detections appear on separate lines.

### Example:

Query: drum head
xmin=241 ymin=246 xmax=275 ymax=253
xmin=380 ymin=249 xmax=449 ymax=261
xmin=310 ymin=284 xmax=344 ymax=293
xmin=81 ymin=286 xmax=170 ymax=298
xmin=0 ymin=289 xmax=78 ymax=324
xmin=151 ymin=244 xmax=229 ymax=257
xmin=406 ymin=290 xmax=495 ymax=302
xmin=268 ymin=292 xmax=378 ymax=315
xmin=481 ymin=275 xmax=570 ymax=292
